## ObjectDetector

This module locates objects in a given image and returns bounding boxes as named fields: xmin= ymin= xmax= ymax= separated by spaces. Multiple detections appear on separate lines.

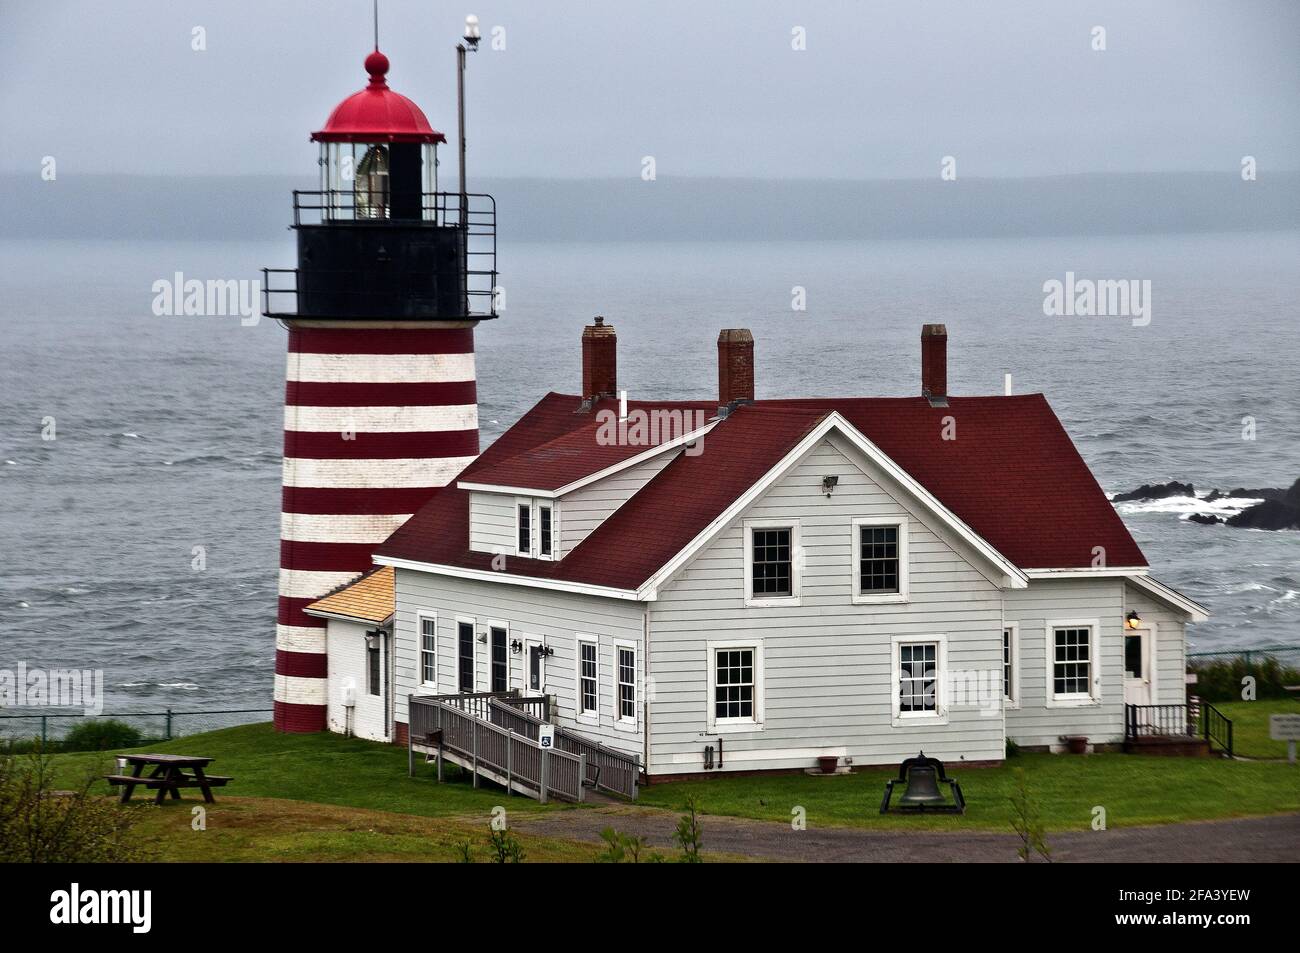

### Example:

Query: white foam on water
xmin=1113 ymin=494 xmax=1263 ymax=517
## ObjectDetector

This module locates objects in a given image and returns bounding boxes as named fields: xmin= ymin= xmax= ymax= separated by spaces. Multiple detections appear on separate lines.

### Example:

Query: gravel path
xmin=512 ymin=806 xmax=1300 ymax=863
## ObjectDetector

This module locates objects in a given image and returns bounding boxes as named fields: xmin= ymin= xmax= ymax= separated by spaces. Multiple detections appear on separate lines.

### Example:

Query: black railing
xmin=262 ymin=190 xmax=498 ymax=321
xmin=1124 ymin=702 xmax=1234 ymax=757
xmin=1201 ymin=701 xmax=1234 ymax=757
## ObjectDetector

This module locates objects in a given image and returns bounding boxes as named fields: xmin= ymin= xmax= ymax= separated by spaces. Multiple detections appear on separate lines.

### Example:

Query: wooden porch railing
xmin=1124 ymin=702 xmax=1234 ymax=757
xmin=408 ymin=695 xmax=584 ymax=803
xmin=407 ymin=692 xmax=640 ymax=801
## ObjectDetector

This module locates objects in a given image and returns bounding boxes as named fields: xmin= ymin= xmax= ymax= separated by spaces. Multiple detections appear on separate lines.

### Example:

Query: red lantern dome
xmin=311 ymin=50 xmax=447 ymax=144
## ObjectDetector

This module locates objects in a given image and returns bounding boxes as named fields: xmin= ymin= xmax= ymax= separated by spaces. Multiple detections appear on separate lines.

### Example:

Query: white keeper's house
xmin=303 ymin=320 xmax=1209 ymax=779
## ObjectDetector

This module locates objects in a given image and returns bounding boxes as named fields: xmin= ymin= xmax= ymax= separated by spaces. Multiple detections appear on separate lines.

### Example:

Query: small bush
xmin=61 ymin=720 xmax=143 ymax=753
xmin=672 ymin=796 xmax=704 ymax=863
xmin=0 ymin=747 xmax=150 ymax=863
xmin=1189 ymin=656 xmax=1300 ymax=703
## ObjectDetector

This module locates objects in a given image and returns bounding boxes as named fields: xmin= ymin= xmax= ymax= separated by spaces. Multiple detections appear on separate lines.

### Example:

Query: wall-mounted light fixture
xmin=510 ymin=639 xmax=522 ymax=654
xmin=541 ymin=645 xmax=555 ymax=658
xmin=476 ymin=632 xmax=487 ymax=644
xmin=822 ymin=475 xmax=839 ymax=497
xmin=1125 ymin=610 xmax=1142 ymax=630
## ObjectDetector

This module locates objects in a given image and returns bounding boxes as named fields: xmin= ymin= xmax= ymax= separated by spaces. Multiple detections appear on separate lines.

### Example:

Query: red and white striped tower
xmin=267 ymin=49 xmax=496 ymax=731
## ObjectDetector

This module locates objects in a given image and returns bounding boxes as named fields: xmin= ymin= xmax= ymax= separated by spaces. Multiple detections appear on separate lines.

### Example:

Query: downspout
xmin=642 ymin=606 xmax=651 ymax=782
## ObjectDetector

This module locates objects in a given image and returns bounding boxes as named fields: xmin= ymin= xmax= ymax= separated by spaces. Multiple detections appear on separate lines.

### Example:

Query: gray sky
xmin=1 ymin=0 xmax=1297 ymax=178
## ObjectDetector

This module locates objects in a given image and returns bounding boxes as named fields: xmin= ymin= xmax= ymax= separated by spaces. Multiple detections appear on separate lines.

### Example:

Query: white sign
xmin=1269 ymin=714 xmax=1300 ymax=740
xmin=538 ymin=725 xmax=555 ymax=749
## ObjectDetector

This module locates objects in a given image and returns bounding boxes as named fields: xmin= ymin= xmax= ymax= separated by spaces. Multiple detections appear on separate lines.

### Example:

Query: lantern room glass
xmin=317 ymin=141 xmax=439 ymax=221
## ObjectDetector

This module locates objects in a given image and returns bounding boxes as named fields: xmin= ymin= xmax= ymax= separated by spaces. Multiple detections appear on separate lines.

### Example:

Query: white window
xmin=515 ymin=501 xmax=532 ymax=556
xmin=706 ymin=640 xmax=765 ymax=733
xmin=1003 ymin=622 xmax=1019 ymax=707
xmin=851 ymin=516 xmax=909 ymax=603
xmin=538 ymin=503 xmax=554 ymax=559
xmin=890 ymin=634 xmax=948 ymax=725
xmin=1044 ymin=619 xmax=1101 ymax=707
xmin=615 ymin=641 xmax=637 ymax=730
xmin=743 ymin=520 xmax=801 ymax=607
xmin=576 ymin=635 xmax=598 ymax=722
xmin=418 ymin=613 xmax=437 ymax=687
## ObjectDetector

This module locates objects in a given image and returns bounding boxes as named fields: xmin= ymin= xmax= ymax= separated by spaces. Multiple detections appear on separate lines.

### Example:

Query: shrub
xmin=61 ymin=719 xmax=143 ymax=753
xmin=1188 ymin=656 xmax=1300 ymax=703
xmin=0 ymin=747 xmax=150 ymax=863
xmin=672 ymin=796 xmax=704 ymax=863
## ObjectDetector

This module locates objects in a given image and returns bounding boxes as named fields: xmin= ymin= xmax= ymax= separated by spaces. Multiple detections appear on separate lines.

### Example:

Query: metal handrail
xmin=1201 ymin=701 xmax=1234 ymax=757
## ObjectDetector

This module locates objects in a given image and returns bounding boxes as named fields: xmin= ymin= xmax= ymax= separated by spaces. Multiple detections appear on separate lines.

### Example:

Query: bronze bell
xmin=898 ymin=763 xmax=946 ymax=806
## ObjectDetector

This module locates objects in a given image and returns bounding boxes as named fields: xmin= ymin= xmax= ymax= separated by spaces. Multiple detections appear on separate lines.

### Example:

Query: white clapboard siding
xmin=1123 ymin=582 xmax=1187 ymax=706
xmin=645 ymin=435 xmax=1006 ymax=775
xmin=392 ymin=567 xmax=646 ymax=756
xmin=325 ymin=619 xmax=391 ymax=743
xmin=1003 ymin=577 xmax=1126 ymax=748
xmin=468 ymin=491 xmax=518 ymax=555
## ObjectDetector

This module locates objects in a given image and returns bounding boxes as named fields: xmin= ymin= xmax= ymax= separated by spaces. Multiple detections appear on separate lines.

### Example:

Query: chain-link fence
xmin=1186 ymin=645 xmax=1300 ymax=702
xmin=0 ymin=708 xmax=272 ymax=751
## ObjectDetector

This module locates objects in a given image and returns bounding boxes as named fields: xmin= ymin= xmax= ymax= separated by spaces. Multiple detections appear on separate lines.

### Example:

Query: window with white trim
xmin=419 ymin=615 xmax=437 ymax=686
xmin=538 ymin=503 xmax=554 ymax=558
xmin=1002 ymin=624 xmax=1017 ymax=705
xmin=851 ymin=517 xmax=909 ymax=603
xmin=516 ymin=502 xmax=531 ymax=556
xmin=891 ymin=635 xmax=947 ymax=725
xmin=457 ymin=619 xmax=475 ymax=693
xmin=1053 ymin=626 xmax=1091 ymax=698
xmin=706 ymin=641 xmax=765 ymax=732
xmin=744 ymin=521 xmax=800 ymax=606
xmin=616 ymin=644 xmax=636 ymax=726
xmin=577 ymin=636 xmax=598 ymax=720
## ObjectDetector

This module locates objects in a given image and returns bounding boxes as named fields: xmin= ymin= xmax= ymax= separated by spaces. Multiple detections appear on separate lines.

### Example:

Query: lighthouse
xmin=264 ymin=46 xmax=496 ymax=732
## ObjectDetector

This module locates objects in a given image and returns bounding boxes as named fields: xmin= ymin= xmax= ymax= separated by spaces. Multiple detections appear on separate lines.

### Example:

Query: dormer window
xmin=512 ymin=498 xmax=559 ymax=560
xmin=516 ymin=502 xmax=532 ymax=556
xmin=538 ymin=504 xmax=554 ymax=559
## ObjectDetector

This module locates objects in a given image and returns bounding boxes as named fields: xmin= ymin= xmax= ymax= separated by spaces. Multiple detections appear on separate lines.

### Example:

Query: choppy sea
xmin=1 ymin=231 xmax=1297 ymax=715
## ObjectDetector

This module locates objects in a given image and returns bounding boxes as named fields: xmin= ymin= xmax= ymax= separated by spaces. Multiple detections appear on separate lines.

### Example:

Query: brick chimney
xmin=921 ymin=324 xmax=948 ymax=406
xmin=581 ymin=316 xmax=617 ymax=400
xmin=717 ymin=329 xmax=755 ymax=407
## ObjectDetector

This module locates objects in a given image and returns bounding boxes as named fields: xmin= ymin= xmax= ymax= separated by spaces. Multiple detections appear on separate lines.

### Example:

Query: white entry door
xmin=520 ymin=637 xmax=546 ymax=695
xmin=1123 ymin=629 xmax=1152 ymax=706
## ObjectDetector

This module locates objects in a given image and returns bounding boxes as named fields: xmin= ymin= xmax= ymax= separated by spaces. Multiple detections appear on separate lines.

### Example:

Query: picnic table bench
xmin=105 ymin=753 xmax=231 ymax=805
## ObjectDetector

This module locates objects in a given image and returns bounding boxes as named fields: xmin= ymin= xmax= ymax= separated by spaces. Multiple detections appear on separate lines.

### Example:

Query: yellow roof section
xmin=305 ymin=565 xmax=395 ymax=625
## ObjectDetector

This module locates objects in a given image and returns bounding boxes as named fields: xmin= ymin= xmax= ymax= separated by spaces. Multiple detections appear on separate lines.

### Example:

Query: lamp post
xmin=457 ymin=14 xmax=481 ymax=215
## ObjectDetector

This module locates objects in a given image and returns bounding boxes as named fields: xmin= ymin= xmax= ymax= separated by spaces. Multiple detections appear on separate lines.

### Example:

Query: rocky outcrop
xmin=1204 ymin=486 xmax=1287 ymax=503
xmin=1112 ymin=481 xmax=1195 ymax=503
xmin=1187 ymin=513 xmax=1223 ymax=525
xmin=1224 ymin=479 xmax=1300 ymax=531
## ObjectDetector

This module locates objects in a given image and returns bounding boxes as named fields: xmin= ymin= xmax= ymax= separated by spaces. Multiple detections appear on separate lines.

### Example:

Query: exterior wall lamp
xmin=510 ymin=639 xmax=522 ymax=654
xmin=822 ymin=475 xmax=839 ymax=497
xmin=1125 ymin=610 xmax=1142 ymax=630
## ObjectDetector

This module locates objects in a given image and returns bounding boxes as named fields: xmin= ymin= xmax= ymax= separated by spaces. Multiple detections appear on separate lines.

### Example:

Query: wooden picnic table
xmin=105 ymin=753 xmax=231 ymax=805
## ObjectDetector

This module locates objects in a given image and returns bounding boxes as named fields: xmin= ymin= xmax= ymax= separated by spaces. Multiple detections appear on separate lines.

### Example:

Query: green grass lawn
xmin=638 ymin=751 xmax=1300 ymax=832
xmin=49 ymin=722 xmax=567 ymax=822
xmin=1213 ymin=698 xmax=1300 ymax=759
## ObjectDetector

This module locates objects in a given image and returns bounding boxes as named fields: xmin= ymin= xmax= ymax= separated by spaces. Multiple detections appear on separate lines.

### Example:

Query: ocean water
xmin=1 ymin=231 xmax=1297 ymax=714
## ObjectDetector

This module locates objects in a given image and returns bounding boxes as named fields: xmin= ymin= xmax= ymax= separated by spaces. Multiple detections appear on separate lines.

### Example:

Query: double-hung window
xmin=615 ymin=642 xmax=637 ymax=729
xmin=1002 ymin=623 xmax=1018 ymax=707
xmin=538 ymin=503 xmax=554 ymax=559
xmin=490 ymin=624 xmax=508 ymax=693
xmin=577 ymin=636 xmax=598 ymax=721
xmin=891 ymin=635 xmax=947 ymax=725
xmin=851 ymin=517 xmax=909 ymax=603
xmin=744 ymin=521 xmax=800 ymax=606
xmin=707 ymin=640 xmax=765 ymax=732
xmin=516 ymin=502 xmax=532 ymax=556
xmin=457 ymin=619 xmax=475 ymax=693
xmin=419 ymin=614 xmax=437 ymax=687
xmin=1045 ymin=621 xmax=1100 ymax=707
